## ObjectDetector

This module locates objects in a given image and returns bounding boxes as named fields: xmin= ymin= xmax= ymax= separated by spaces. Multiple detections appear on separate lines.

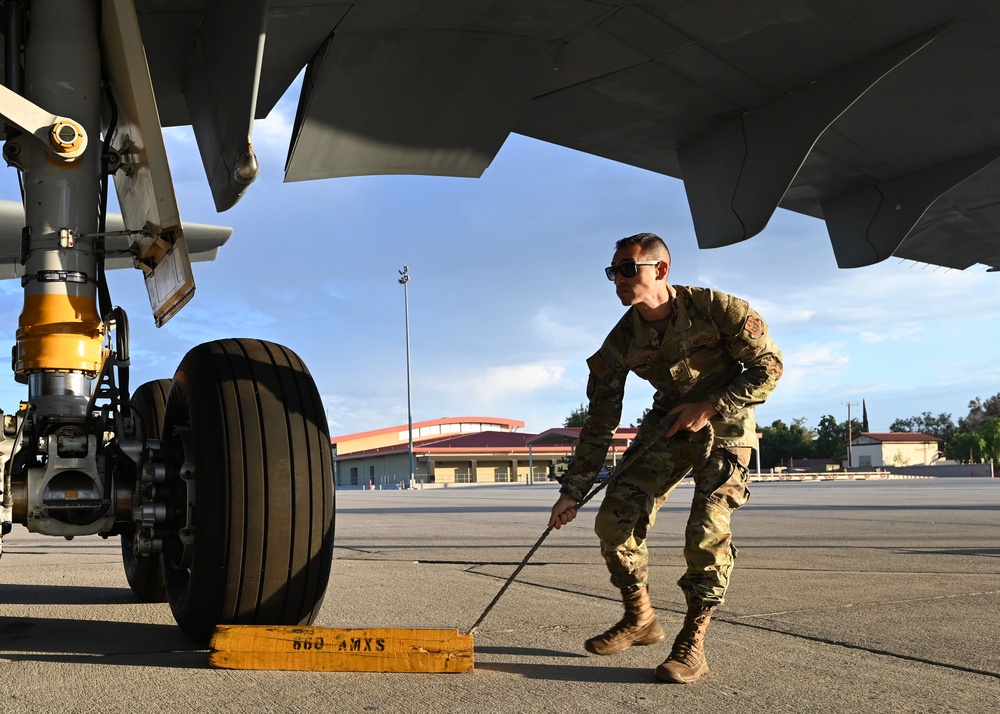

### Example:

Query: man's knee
xmin=684 ymin=497 xmax=737 ymax=555
xmin=593 ymin=494 xmax=641 ymax=543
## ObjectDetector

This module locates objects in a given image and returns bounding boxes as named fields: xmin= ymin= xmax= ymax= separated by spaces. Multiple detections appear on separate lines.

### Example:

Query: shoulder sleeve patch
xmin=587 ymin=352 xmax=612 ymax=381
xmin=742 ymin=313 xmax=764 ymax=339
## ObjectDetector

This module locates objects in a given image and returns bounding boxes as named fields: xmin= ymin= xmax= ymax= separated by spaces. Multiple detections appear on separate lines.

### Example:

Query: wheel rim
xmin=121 ymin=378 xmax=172 ymax=603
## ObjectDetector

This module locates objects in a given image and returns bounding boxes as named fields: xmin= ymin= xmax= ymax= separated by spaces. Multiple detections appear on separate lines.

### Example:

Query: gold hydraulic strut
xmin=16 ymin=290 xmax=104 ymax=375
xmin=1 ymin=1 xmax=106 ymax=392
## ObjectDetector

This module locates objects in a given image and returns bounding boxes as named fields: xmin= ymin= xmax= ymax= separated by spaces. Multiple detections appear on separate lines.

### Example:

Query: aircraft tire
xmin=121 ymin=378 xmax=171 ymax=603
xmin=161 ymin=338 xmax=335 ymax=645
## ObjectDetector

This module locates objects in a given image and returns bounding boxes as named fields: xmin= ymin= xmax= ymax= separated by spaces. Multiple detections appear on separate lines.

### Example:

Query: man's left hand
xmin=666 ymin=401 xmax=719 ymax=437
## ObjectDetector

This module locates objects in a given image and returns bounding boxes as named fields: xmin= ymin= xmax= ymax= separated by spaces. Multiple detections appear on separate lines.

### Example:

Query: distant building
xmin=778 ymin=458 xmax=839 ymax=472
xmin=848 ymin=432 xmax=942 ymax=468
xmin=332 ymin=416 xmax=525 ymax=456
xmin=330 ymin=417 xmax=636 ymax=488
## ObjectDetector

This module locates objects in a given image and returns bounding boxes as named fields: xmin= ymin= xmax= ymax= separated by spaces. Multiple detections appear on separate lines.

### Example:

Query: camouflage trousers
xmin=594 ymin=435 xmax=752 ymax=610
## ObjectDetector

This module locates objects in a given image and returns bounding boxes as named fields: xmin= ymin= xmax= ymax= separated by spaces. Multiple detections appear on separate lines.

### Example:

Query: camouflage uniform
xmin=560 ymin=285 xmax=782 ymax=609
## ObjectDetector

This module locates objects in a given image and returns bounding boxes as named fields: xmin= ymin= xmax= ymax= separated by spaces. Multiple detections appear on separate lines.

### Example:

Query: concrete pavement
xmin=1 ymin=478 xmax=998 ymax=713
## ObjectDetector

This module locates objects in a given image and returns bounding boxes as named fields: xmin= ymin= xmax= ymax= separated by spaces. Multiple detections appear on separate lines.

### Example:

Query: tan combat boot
xmin=655 ymin=608 xmax=713 ymax=683
xmin=584 ymin=586 xmax=665 ymax=655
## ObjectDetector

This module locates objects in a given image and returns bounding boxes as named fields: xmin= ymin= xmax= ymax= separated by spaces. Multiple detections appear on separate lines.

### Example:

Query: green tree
xmin=890 ymin=411 xmax=956 ymax=440
xmin=759 ymin=418 xmax=815 ymax=469
xmin=813 ymin=415 xmax=843 ymax=459
xmin=564 ymin=403 xmax=589 ymax=427
xmin=979 ymin=418 xmax=1000 ymax=464
xmin=813 ymin=414 xmax=862 ymax=459
xmin=948 ymin=432 xmax=985 ymax=463
xmin=630 ymin=407 xmax=652 ymax=429
xmin=958 ymin=393 xmax=1000 ymax=434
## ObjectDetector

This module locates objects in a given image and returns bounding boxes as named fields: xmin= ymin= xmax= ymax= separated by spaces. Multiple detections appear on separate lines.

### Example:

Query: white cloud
xmin=421 ymin=361 xmax=574 ymax=411
xmin=162 ymin=126 xmax=196 ymax=145
xmin=752 ymin=300 xmax=817 ymax=325
xmin=857 ymin=325 xmax=923 ymax=343
xmin=323 ymin=393 xmax=404 ymax=436
xmin=160 ymin=300 xmax=277 ymax=346
xmin=765 ymin=341 xmax=852 ymax=416
xmin=784 ymin=341 xmax=850 ymax=374
xmin=531 ymin=308 xmax=599 ymax=351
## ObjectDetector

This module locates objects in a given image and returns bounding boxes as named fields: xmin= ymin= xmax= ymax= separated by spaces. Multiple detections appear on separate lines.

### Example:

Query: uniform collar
xmin=629 ymin=307 xmax=656 ymax=347
xmin=672 ymin=285 xmax=693 ymax=332
xmin=629 ymin=285 xmax=691 ymax=345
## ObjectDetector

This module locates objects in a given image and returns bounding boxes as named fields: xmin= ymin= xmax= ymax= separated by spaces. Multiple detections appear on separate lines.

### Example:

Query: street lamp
xmin=842 ymin=401 xmax=858 ymax=469
xmin=399 ymin=265 xmax=415 ymax=487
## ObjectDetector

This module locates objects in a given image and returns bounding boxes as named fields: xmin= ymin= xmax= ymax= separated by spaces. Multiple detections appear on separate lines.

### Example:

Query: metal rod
xmin=466 ymin=413 xmax=707 ymax=635
xmin=399 ymin=265 xmax=414 ymax=486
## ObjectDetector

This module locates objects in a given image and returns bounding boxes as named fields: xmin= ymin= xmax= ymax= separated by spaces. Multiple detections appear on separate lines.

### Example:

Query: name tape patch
xmin=684 ymin=335 xmax=720 ymax=350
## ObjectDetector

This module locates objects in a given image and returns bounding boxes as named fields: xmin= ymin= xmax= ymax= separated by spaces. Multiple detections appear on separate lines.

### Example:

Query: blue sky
xmin=1 ymin=81 xmax=999 ymax=438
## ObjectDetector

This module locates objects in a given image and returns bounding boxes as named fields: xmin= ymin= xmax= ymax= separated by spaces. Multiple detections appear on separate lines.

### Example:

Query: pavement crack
xmin=735 ymin=589 xmax=1000 ymax=618
xmin=723 ymin=617 xmax=1000 ymax=680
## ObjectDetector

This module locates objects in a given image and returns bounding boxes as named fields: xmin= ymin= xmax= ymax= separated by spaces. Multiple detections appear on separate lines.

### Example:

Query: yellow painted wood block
xmin=209 ymin=625 xmax=474 ymax=673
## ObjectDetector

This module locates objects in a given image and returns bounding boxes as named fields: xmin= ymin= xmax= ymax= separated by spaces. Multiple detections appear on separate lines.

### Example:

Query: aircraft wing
xmin=132 ymin=1 xmax=1000 ymax=271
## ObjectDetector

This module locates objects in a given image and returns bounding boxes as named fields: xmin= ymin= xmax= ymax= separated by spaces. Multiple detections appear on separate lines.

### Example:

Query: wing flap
xmin=284 ymin=30 xmax=557 ymax=181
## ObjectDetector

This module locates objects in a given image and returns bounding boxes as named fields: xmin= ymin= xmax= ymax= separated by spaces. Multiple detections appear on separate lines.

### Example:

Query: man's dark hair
xmin=615 ymin=232 xmax=671 ymax=263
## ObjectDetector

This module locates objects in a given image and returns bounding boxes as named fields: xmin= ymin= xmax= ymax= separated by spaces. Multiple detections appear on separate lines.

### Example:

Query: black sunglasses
xmin=604 ymin=260 xmax=660 ymax=281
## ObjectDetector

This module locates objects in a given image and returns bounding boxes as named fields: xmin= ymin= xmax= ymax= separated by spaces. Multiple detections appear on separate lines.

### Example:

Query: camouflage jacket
xmin=560 ymin=285 xmax=783 ymax=502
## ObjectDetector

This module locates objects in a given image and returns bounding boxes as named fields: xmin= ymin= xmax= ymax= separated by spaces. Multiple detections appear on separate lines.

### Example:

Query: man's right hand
xmin=548 ymin=492 xmax=579 ymax=529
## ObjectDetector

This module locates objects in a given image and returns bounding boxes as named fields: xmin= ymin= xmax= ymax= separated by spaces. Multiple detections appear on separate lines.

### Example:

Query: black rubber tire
xmin=121 ymin=378 xmax=172 ymax=603
xmin=161 ymin=338 xmax=335 ymax=645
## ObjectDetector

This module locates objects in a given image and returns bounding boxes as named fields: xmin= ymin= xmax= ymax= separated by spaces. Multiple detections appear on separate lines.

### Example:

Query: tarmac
xmin=1 ymin=478 xmax=998 ymax=713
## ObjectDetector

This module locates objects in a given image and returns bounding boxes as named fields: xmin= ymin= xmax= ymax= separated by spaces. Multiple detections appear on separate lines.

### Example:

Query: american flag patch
xmin=587 ymin=352 xmax=611 ymax=380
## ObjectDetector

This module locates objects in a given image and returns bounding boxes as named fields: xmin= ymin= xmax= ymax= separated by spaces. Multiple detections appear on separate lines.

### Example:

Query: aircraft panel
xmin=257 ymin=2 xmax=353 ymax=117
xmin=532 ymin=22 xmax=651 ymax=96
xmin=135 ymin=0 xmax=351 ymax=127
xmin=655 ymin=44 xmax=774 ymax=110
xmin=894 ymin=166 xmax=1000 ymax=269
xmin=285 ymin=30 xmax=557 ymax=181
xmin=335 ymin=0 xmax=608 ymax=39
xmin=183 ymin=0 xmax=268 ymax=212
xmin=518 ymin=60 xmax=742 ymax=177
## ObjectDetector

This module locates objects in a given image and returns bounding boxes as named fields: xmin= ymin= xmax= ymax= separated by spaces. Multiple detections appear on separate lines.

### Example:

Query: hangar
xmin=331 ymin=417 xmax=637 ymax=488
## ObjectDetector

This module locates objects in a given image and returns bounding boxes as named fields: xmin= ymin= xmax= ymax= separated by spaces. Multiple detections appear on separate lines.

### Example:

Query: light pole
xmin=399 ymin=265 xmax=415 ymax=487
xmin=842 ymin=401 xmax=858 ymax=469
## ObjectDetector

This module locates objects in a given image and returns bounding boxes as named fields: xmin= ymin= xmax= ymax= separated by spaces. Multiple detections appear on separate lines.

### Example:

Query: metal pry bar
xmin=466 ymin=414 xmax=713 ymax=635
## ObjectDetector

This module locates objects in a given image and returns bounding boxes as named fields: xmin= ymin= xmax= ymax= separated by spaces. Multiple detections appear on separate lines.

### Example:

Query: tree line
xmin=758 ymin=393 xmax=1000 ymax=469
xmin=563 ymin=393 xmax=1000 ymax=468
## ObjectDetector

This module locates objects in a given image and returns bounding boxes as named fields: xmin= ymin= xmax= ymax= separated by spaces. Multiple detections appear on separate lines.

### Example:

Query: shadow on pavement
xmin=0 ymin=616 xmax=205 ymax=669
xmin=474 ymin=644 xmax=587 ymax=658
xmin=1 ymin=582 xmax=138 ymax=606
xmin=476 ymin=660 xmax=658 ymax=683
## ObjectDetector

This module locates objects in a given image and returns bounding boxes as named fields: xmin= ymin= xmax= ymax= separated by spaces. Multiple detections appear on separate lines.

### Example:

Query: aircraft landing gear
xmin=0 ymin=0 xmax=336 ymax=644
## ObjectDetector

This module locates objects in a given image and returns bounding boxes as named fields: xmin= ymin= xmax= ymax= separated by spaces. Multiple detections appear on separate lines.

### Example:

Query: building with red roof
xmin=331 ymin=417 xmax=637 ymax=488
xmin=849 ymin=432 xmax=943 ymax=469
